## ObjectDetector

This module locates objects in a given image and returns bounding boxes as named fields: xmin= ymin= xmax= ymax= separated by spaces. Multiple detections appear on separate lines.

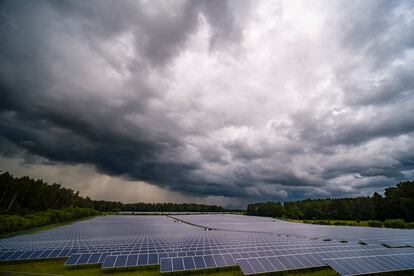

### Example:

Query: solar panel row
xmin=65 ymin=253 xmax=109 ymax=265
xmin=100 ymin=253 xmax=159 ymax=269
xmin=3 ymin=236 xmax=379 ymax=264
xmin=0 ymin=248 xmax=76 ymax=261
xmin=381 ymin=240 xmax=412 ymax=248
xmin=174 ymin=214 xmax=414 ymax=244
xmin=237 ymin=254 xmax=323 ymax=275
xmin=160 ymin=254 xmax=237 ymax=272
xmin=236 ymin=247 xmax=414 ymax=275
xmin=324 ymin=253 xmax=414 ymax=276
xmin=1 ymin=215 xmax=414 ymax=275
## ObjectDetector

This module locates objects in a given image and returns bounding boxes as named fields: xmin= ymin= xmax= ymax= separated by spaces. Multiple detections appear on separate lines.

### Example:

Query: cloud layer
xmin=1 ymin=0 xmax=414 ymax=205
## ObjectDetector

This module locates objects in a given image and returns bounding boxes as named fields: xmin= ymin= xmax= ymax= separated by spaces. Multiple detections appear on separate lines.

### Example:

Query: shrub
xmin=314 ymin=220 xmax=332 ymax=225
xmin=384 ymin=219 xmax=406 ymax=229
xmin=367 ymin=220 xmax=383 ymax=227
xmin=0 ymin=208 xmax=100 ymax=235
xmin=405 ymin=222 xmax=414 ymax=229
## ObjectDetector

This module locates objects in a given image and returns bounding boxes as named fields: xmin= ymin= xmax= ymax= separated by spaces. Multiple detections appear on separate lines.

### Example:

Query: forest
xmin=2 ymin=171 xmax=414 ymax=234
xmin=0 ymin=171 xmax=224 ymax=235
xmin=0 ymin=172 xmax=224 ymax=214
xmin=247 ymin=180 xmax=414 ymax=223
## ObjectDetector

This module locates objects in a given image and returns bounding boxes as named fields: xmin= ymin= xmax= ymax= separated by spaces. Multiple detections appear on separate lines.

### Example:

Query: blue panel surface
xmin=238 ymin=259 xmax=255 ymax=275
xmin=172 ymin=257 xmax=184 ymax=271
xmin=65 ymin=254 xmax=81 ymax=265
xmin=102 ymin=255 xmax=116 ymax=269
xmin=30 ymin=250 xmax=43 ymax=259
xmin=88 ymin=253 xmax=101 ymax=264
xmin=137 ymin=254 xmax=148 ymax=266
xmin=324 ymin=253 xmax=414 ymax=276
xmin=8 ymin=251 xmax=23 ymax=260
xmin=160 ymin=258 xmax=172 ymax=272
xmin=20 ymin=251 xmax=35 ymax=259
xmin=126 ymin=254 xmax=138 ymax=267
xmin=49 ymin=249 xmax=62 ymax=258
xmin=58 ymin=249 xmax=70 ymax=257
xmin=193 ymin=256 xmax=206 ymax=269
xmin=148 ymin=253 xmax=158 ymax=264
xmin=249 ymin=258 xmax=265 ymax=274
xmin=203 ymin=255 xmax=215 ymax=268
xmin=183 ymin=256 xmax=195 ymax=270
xmin=114 ymin=255 xmax=127 ymax=267
xmin=39 ymin=250 xmax=53 ymax=258
xmin=77 ymin=253 xmax=91 ymax=264
xmin=213 ymin=254 xmax=226 ymax=267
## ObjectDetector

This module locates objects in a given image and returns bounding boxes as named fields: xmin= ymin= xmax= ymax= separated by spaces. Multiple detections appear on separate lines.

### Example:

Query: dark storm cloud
xmin=1 ymin=0 xmax=414 ymax=203
xmin=48 ymin=0 xmax=245 ymax=67
xmin=0 ymin=0 xmax=254 ymax=197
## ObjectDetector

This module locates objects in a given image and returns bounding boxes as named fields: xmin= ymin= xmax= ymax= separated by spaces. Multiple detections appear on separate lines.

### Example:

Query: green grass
xmin=285 ymin=219 xmax=414 ymax=229
xmin=0 ymin=215 xmax=100 ymax=240
xmin=0 ymin=260 xmax=339 ymax=276
xmin=286 ymin=219 xmax=373 ymax=227
xmin=1 ymin=257 xmax=414 ymax=276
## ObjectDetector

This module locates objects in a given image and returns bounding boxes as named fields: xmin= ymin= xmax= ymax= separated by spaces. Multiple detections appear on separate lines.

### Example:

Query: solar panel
xmin=98 ymin=253 xmax=109 ymax=263
xmin=114 ymin=254 xmax=127 ymax=267
xmin=203 ymin=255 xmax=216 ymax=268
xmin=57 ymin=249 xmax=70 ymax=257
xmin=381 ymin=241 xmax=411 ymax=248
xmin=237 ymin=253 xmax=325 ymax=275
xmin=39 ymin=250 xmax=53 ymax=258
xmin=324 ymin=253 xmax=414 ymax=276
xmin=8 ymin=251 xmax=24 ymax=260
xmin=172 ymin=257 xmax=184 ymax=271
xmin=30 ymin=250 xmax=43 ymax=259
xmin=193 ymin=256 xmax=206 ymax=269
xmin=19 ymin=250 xmax=34 ymax=259
xmin=183 ymin=256 xmax=195 ymax=269
xmin=77 ymin=253 xmax=91 ymax=264
xmin=248 ymin=258 xmax=266 ymax=273
xmin=48 ymin=249 xmax=62 ymax=258
xmin=0 ymin=252 xmax=11 ymax=261
xmin=64 ymin=254 xmax=81 ymax=265
xmin=222 ymin=253 xmax=236 ymax=265
xmin=1 ymin=214 xmax=414 ymax=275
xmin=237 ymin=258 xmax=255 ymax=274
xmin=160 ymin=258 xmax=172 ymax=272
xmin=126 ymin=254 xmax=138 ymax=266
xmin=102 ymin=255 xmax=116 ymax=269
xmin=148 ymin=253 xmax=158 ymax=264
xmin=213 ymin=254 xmax=226 ymax=266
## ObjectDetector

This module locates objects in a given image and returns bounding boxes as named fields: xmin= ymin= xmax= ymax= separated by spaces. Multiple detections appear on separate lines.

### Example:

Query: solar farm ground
xmin=0 ymin=214 xmax=414 ymax=276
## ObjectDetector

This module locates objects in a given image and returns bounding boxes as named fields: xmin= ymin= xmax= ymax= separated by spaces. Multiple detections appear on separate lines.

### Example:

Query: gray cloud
xmin=0 ymin=0 xmax=414 ymax=206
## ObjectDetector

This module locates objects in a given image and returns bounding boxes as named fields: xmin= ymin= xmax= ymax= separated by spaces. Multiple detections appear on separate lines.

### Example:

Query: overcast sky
xmin=1 ymin=0 xmax=414 ymax=208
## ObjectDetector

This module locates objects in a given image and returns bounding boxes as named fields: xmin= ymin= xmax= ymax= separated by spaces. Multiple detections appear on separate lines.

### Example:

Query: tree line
xmin=0 ymin=172 xmax=224 ymax=214
xmin=247 ymin=180 xmax=414 ymax=222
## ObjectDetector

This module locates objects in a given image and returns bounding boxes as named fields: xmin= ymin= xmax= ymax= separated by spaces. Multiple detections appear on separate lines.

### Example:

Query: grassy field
xmin=286 ymin=219 xmax=373 ymax=227
xmin=0 ymin=215 xmax=100 ymax=240
xmin=0 ymin=259 xmax=339 ymax=276
xmin=0 ymin=259 xmax=414 ymax=276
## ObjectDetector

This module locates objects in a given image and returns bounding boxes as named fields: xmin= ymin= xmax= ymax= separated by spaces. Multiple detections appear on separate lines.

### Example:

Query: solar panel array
xmin=0 ymin=214 xmax=413 ymax=275
xmin=324 ymin=253 xmax=414 ymax=276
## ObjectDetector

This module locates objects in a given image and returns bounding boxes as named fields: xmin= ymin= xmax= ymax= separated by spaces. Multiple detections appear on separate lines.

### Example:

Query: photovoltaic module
xmin=1 ymin=215 xmax=413 ymax=275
